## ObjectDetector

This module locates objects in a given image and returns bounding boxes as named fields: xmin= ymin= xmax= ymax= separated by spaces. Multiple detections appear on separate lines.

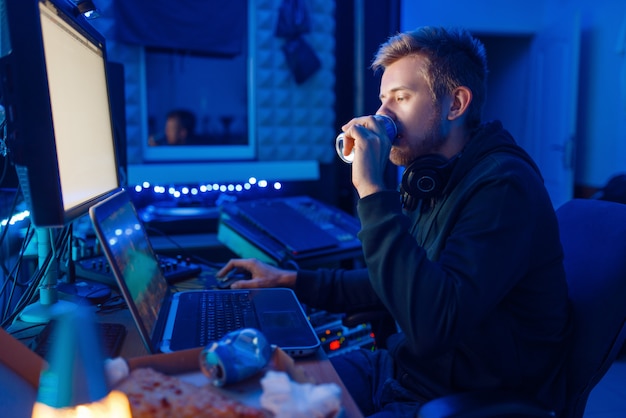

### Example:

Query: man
xmin=218 ymin=26 xmax=572 ymax=416
xmin=149 ymin=109 xmax=197 ymax=146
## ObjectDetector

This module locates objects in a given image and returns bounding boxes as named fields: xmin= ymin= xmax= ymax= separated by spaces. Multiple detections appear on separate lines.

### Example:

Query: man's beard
xmin=390 ymin=110 xmax=446 ymax=167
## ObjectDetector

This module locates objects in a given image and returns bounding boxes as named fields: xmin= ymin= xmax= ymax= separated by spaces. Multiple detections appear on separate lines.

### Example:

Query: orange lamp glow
xmin=33 ymin=308 xmax=131 ymax=418
xmin=31 ymin=390 xmax=131 ymax=418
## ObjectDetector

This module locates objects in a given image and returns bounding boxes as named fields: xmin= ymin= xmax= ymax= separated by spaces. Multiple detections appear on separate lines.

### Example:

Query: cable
xmin=0 ymin=103 xmax=7 ymax=158
xmin=0 ymin=184 xmax=21 ymax=275
xmin=144 ymin=224 xmax=225 ymax=270
xmin=0 ymin=224 xmax=71 ymax=327
xmin=64 ymin=223 xmax=75 ymax=283
xmin=1 ymin=234 xmax=52 ymax=327
xmin=7 ymin=322 xmax=47 ymax=342
xmin=0 ymin=223 xmax=34 ymax=324
xmin=0 ymin=155 xmax=8 ymax=186
xmin=95 ymin=295 xmax=126 ymax=315
xmin=1 ymin=234 xmax=48 ymax=326
xmin=0 ymin=186 xmax=23 ymax=321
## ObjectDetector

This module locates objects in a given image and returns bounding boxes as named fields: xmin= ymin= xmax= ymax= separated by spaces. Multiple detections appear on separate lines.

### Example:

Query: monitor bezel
xmin=1 ymin=0 xmax=121 ymax=227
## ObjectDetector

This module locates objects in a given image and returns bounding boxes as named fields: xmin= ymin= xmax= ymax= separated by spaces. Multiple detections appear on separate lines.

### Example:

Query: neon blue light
xmin=1 ymin=210 xmax=30 ymax=227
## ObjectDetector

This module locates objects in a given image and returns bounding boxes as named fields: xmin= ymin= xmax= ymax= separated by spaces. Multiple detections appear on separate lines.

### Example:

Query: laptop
xmin=88 ymin=189 xmax=321 ymax=357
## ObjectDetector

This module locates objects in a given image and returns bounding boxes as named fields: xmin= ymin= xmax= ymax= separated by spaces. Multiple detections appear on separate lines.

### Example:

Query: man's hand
xmin=216 ymin=258 xmax=297 ymax=289
xmin=340 ymin=115 xmax=392 ymax=198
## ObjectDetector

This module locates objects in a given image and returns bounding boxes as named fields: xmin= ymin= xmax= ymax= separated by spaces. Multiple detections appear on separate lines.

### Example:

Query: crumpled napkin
xmin=260 ymin=370 xmax=342 ymax=418
xmin=104 ymin=357 xmax=131 ymax=387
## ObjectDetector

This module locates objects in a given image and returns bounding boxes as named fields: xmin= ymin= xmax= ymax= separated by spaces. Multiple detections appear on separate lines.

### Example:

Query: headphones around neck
xmin=400 ymin=154 xmax=459 ymax=211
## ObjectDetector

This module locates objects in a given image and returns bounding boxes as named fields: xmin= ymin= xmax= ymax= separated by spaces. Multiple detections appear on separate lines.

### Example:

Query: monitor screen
xmin=0 ymin=0 xmax=120 ymax=227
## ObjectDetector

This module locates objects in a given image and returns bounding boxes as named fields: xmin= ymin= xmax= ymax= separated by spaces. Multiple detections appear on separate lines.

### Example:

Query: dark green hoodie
xmin=296 ymin=121 xmax=572 ymax=413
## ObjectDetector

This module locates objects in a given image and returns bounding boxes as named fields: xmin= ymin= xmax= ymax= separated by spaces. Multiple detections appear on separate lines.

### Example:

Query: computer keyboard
xmin=75 ymin=254 xmax=202 ymax=286
xmin=33 ymin=321 xmax=126 ymax=359
xmin=198 ymin=291 xmax=257 ymax=345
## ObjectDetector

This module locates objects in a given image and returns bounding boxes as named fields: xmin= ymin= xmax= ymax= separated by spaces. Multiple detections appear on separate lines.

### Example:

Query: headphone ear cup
xmin=400 ymin=154 xmax=453 ymax=209
xmin=400 ymin=184 xmax=419 ymax=211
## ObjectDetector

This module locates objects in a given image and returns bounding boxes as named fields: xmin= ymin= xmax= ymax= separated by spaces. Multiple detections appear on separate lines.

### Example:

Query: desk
xmin=106 ymin=307 xmax=364 ymax=418
xmin=6 ymin=263 xmax=364 ymax=417
xmin=7 ymin=302 xmax=364 ymax=418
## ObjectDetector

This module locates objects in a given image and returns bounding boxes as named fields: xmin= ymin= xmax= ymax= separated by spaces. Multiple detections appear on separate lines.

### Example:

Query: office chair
xmin=346 ymin=199 xmax=626 ymax=417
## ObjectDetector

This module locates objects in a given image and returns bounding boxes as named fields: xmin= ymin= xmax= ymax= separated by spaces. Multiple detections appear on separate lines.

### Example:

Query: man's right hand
xmin=216 ymin=258 xmax=297 ymax=289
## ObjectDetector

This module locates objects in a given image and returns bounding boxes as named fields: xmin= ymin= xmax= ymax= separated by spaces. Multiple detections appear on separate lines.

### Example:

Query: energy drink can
xmin=335 ymin=114 xmax=397 ymax=163
xmin=199 ymin=328 xmax=272 ymax=387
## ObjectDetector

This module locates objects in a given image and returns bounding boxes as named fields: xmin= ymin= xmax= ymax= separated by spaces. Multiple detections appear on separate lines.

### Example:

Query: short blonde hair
xmin=372 ymin=27 xmax=488 ymax=129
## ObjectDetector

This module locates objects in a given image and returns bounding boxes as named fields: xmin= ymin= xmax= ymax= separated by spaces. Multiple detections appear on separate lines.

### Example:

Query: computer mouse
xmin=57 ymin=281 xmax=111 ymax=304
xmin=215 ymin=268 xmax=253 ymax=289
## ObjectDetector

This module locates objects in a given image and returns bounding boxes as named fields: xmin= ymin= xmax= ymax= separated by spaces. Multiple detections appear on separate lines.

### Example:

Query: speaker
xmin=400 ymin=154 xmax=457 ymax=211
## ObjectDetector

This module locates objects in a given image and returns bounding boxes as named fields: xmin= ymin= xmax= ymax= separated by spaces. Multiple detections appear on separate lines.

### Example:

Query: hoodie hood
xmin=447 ymin=120 xmax=543 ymax=192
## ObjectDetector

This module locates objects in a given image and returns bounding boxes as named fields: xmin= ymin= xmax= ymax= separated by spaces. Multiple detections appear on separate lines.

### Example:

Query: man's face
xmin=378 ymin=55 xmax=447 ymax=167
xmin=165 ymin=117 xmax=185 ymax=145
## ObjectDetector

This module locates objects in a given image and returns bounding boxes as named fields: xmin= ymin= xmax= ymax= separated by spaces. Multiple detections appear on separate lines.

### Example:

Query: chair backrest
xmin=556 ymin=199 xmax=626 ymax=417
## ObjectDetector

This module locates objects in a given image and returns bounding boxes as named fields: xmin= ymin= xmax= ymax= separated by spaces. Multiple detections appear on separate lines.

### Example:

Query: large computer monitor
xmin=1 ymin=0 xmax=120 ymax=228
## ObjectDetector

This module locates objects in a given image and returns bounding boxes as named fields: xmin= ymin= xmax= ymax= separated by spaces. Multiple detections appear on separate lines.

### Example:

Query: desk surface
xmin=6 ymin=265 xmax=364 ymax=418
xmin=105 ymin=306 xmax=364 ymax=418
xmin=8 ymin=303 xmax=364 ymax=418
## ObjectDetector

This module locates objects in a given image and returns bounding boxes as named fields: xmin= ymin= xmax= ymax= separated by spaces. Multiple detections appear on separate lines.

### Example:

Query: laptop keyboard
xmin=198 ymin=291 xmax=258 ymax=345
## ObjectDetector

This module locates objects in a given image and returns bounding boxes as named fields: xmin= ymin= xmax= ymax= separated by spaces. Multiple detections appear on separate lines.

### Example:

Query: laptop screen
xmin=91 ymin=190 xmax=168 ymax=341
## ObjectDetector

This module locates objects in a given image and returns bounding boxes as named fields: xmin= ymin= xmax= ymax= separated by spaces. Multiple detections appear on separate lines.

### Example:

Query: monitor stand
xmin=18 ymin=228 xmax=77 ymax=324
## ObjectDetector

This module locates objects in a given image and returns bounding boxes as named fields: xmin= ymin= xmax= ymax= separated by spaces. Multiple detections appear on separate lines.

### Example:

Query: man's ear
xmin=447 ymin=86 xmax=472 ymax=121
